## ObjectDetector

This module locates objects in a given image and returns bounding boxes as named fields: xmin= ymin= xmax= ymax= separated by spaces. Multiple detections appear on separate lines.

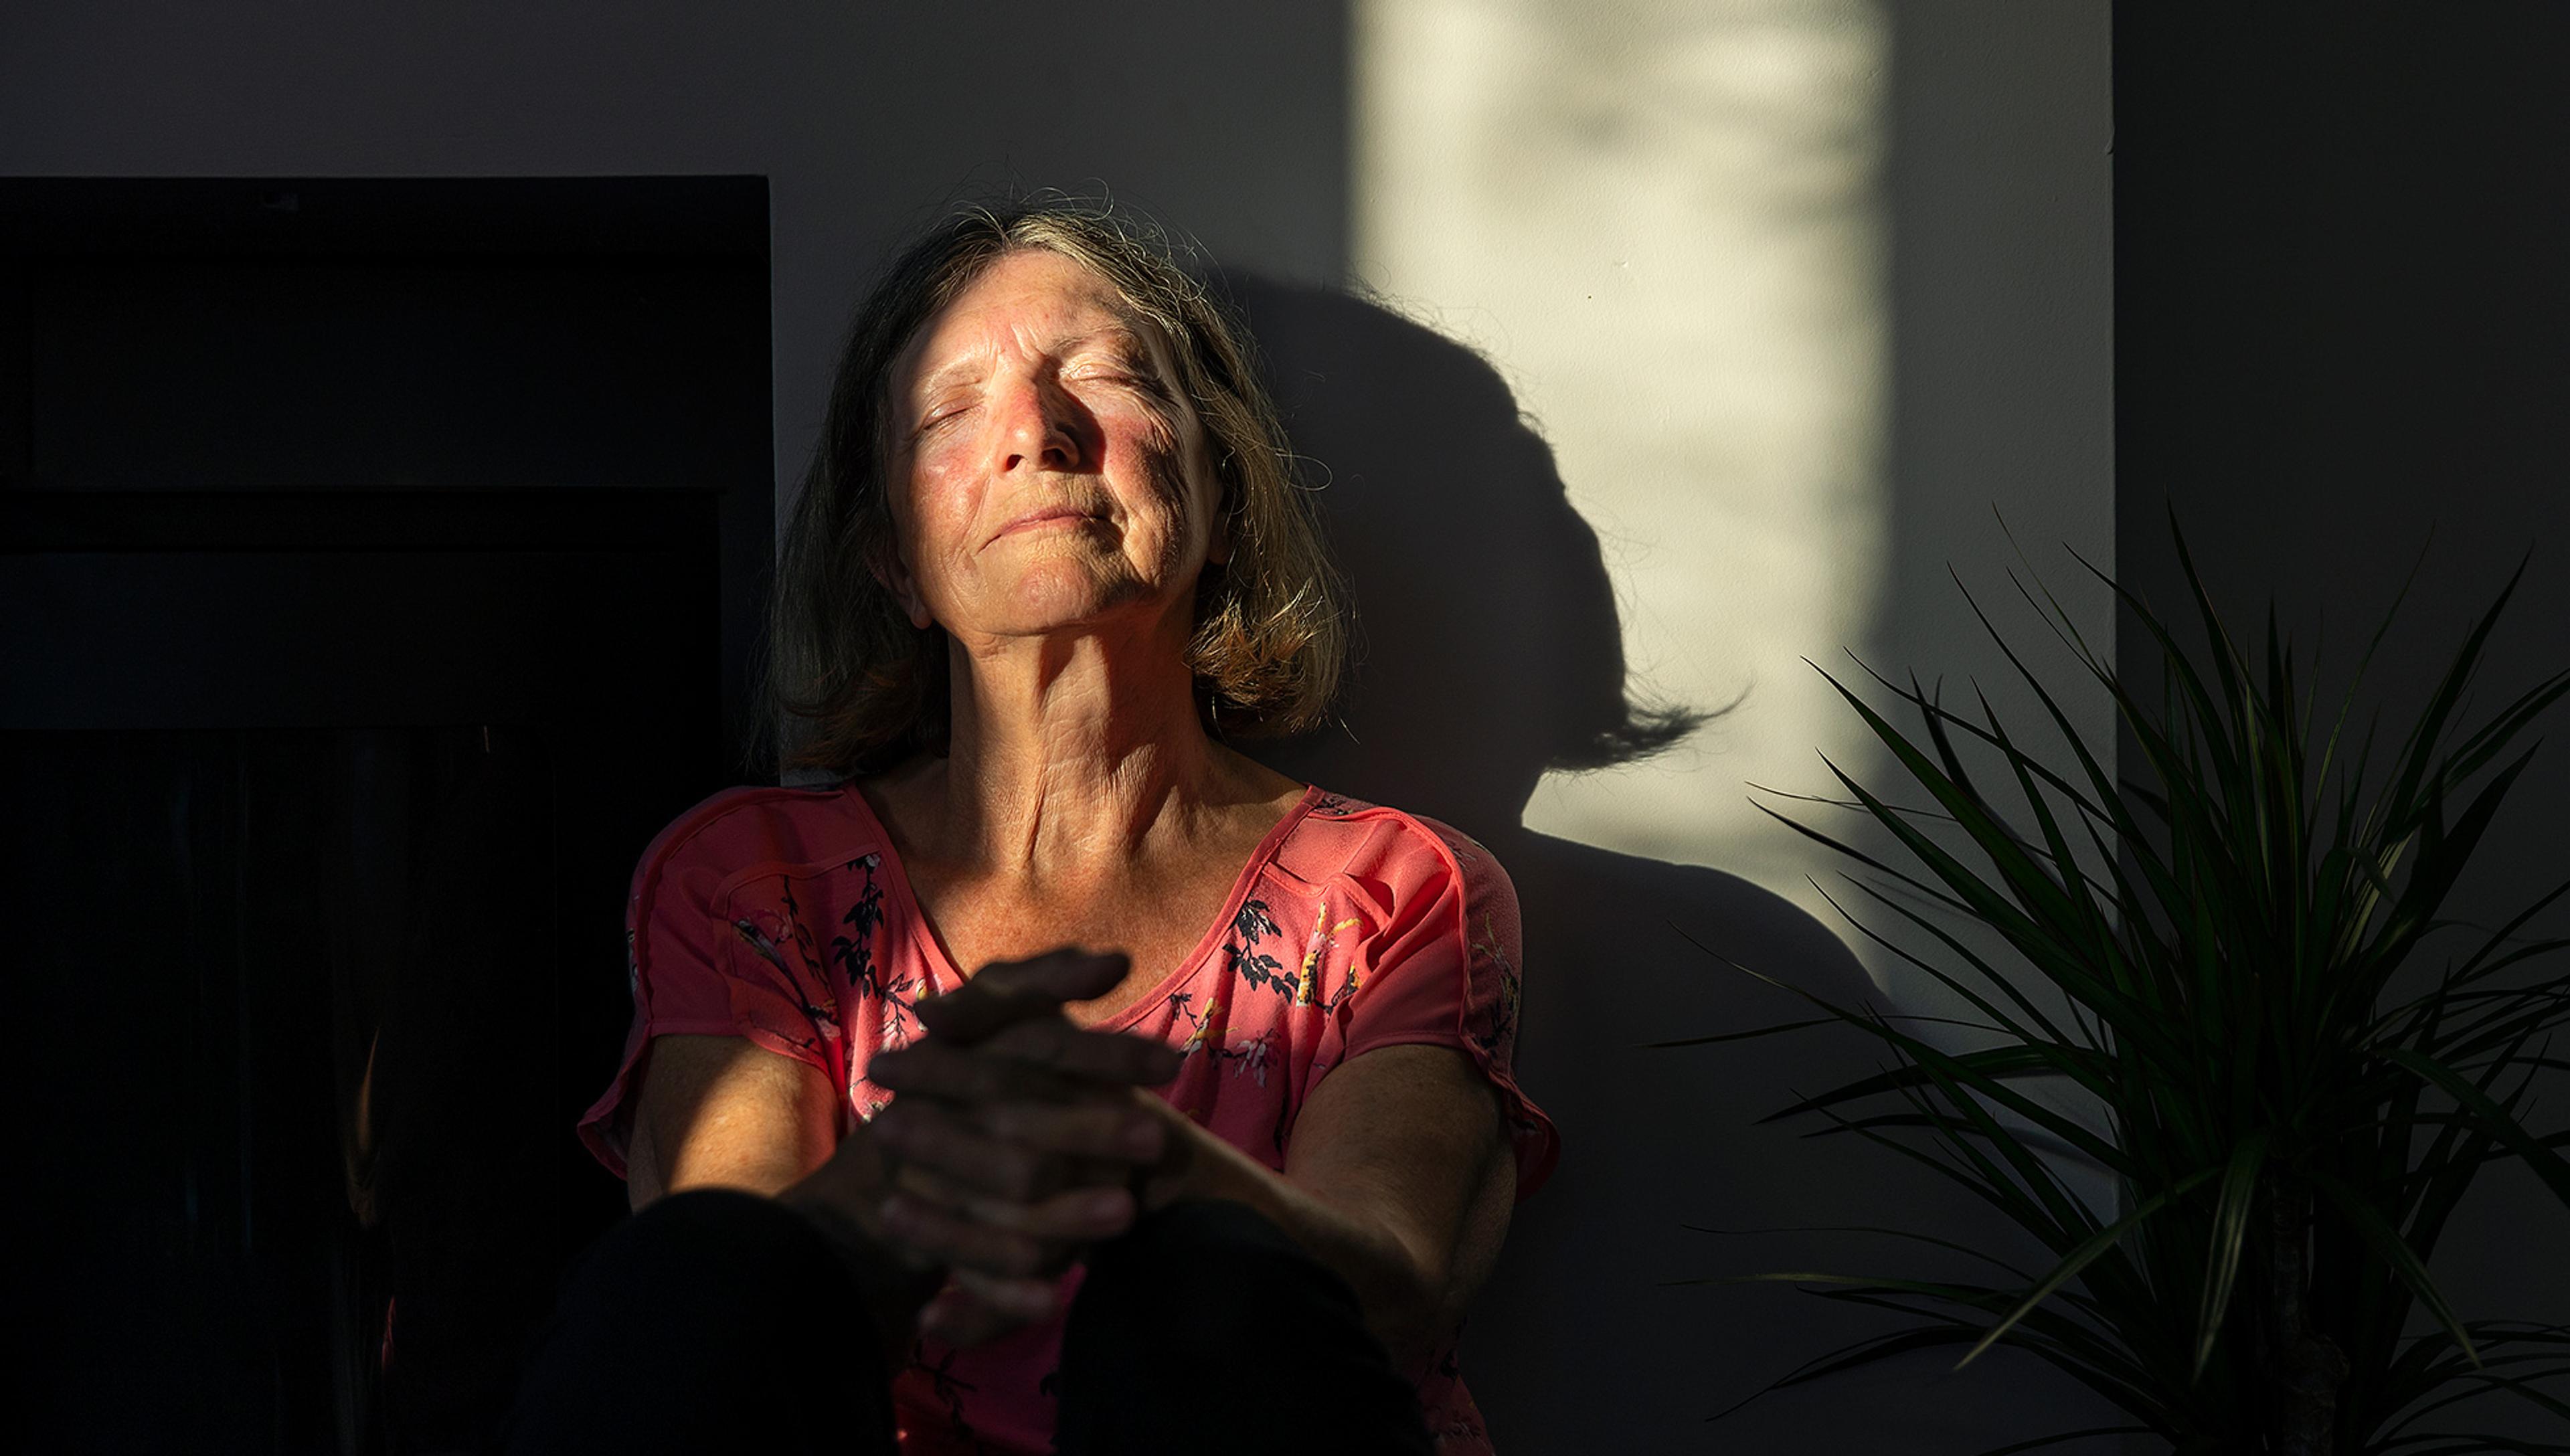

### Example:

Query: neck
xmin=931 ymin=615 xmax=1228 ymax=878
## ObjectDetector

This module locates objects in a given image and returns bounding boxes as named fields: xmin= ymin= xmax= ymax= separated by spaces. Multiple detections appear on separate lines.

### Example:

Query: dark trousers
xmin=505 ymin=1190 xmax=1436 ymax=1455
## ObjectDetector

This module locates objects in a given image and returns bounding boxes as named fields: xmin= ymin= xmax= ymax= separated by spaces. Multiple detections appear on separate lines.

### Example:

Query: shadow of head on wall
xmin=1215 ymin=273 xmax=1879 ymax=1039
xmin=1216 ymin=276 xmax=1696 ymax=836
xmin=1217 ymin=278 xmax=2115 ymax=1449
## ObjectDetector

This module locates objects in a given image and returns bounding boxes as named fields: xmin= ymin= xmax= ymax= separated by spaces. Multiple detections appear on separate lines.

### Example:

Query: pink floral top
xmin=578 ymin=780 xmax=1559 ymax=1455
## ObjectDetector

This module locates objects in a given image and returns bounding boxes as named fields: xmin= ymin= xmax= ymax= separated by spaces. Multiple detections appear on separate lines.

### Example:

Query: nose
xmin=992 ymin=375 xmax=1083 ymax=475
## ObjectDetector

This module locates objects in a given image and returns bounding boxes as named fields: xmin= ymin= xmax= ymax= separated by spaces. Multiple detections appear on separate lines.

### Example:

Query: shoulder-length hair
xmin=760 ymin=200 xmax=1347 ymax=779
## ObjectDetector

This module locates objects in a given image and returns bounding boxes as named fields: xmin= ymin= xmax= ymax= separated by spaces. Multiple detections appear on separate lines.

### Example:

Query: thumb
xmin=915 ymin=947 xmax=1130 ymax=1042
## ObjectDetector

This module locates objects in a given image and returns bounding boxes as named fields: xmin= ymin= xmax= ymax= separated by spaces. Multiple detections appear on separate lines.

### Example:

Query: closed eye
xmin=914 ymin=401 xmax=978 ymax=438
xmin=1076 ymin=371 xmax=1178 ymax=413
xmin=1068 ymin=343 xmax=1171 ymax=391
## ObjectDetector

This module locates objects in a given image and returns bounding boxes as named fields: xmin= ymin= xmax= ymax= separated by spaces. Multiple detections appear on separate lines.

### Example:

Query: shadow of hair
xmin=1214 ymin=274 xmax=1713 ymax=834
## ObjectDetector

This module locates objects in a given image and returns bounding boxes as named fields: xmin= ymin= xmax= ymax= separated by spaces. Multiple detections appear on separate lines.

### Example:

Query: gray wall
xmin=0 ymin=1 xmax=1353 ymax=503
xmin=1 ymin=3 xmax=2118 ymax=1449
xmin=2116 ymin=4 xmax=2570 ymax=1443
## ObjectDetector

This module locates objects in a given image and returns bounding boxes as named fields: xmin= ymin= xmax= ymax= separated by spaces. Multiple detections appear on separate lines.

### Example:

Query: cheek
xmin=1106 ymin=411 xmax=1208 ymax=551
xmin=901 ymin=452 xmax=983 ymax=556
xmin=911 ymin=419 xmax=976 ymax=480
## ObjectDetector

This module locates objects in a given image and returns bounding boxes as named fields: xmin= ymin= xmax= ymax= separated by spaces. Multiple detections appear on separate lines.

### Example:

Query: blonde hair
xmin=760 ymin=199 xmax=1347 ymax=777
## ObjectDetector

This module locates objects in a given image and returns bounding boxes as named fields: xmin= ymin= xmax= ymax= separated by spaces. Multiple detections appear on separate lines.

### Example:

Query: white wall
xmin=1 ymin=3 xmax=2118 ymax=1448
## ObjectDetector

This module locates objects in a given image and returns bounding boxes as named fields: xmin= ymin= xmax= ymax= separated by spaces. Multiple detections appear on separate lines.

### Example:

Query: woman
xmin=530 ymin=202 xmax=1557 ymax=1455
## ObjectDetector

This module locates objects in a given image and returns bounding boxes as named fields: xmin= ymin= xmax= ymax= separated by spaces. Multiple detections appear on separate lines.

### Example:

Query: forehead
xmin=897 ymin=248 xmax=1164 ymax=384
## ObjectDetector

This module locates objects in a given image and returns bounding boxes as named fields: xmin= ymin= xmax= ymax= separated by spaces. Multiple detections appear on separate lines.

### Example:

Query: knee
xmin=572 ymin=1190 xmax=817 ymax=1310
xmin=508 ymin=1190 xmax=877 ymax=1455
xmin=1053 ymin=1201 xmax=1430 ymax=1456
xmin=550 ymin=1188 xmax=862 ymax=1366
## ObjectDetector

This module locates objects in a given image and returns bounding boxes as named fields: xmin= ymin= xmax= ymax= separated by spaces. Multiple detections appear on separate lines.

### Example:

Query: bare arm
xmin=622 ymin=1033 xmax=945 ymax=1358
xmin=1153 ymin=1044 xmax=1515 ymax=1373
xmin=906 ymin=1039 xmax=1519 ymax=1371
xmin=620 ymin=953 xmax=1183 ymax=1351
xmin=626 ymin=1032 xmax=837 ymax=1210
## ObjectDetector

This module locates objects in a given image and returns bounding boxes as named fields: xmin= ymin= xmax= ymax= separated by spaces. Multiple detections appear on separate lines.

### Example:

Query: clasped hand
xmin=862 ymin=948 xmax=1187 ymax=1346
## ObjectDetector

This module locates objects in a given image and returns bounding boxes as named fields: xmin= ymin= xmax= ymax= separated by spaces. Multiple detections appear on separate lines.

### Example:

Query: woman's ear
xmin=869 ymin=544 xmax=935 ymax=630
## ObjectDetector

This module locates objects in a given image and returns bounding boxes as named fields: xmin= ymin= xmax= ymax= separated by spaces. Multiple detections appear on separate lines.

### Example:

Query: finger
xmin=874 ymin=1027 xmax=1178 ymax=1098
xmin=873 ymin=1099 xmax=1069 ymax=1202
xmin=979 ymin=1098 xmax=1169 ymax=1166
xmin=978 ymin=1017 xmax=1184 ymax=1087
xmin=869 ymin=1039 xmax=1094 ymax=1103
xmin=914 ymin=948 xmax=1130 ymax=1042
xmin=878 ymin=1188 xmax=1053 ymax=1279
xmin=894 ymin=1160 xmax=1136 ymax=1243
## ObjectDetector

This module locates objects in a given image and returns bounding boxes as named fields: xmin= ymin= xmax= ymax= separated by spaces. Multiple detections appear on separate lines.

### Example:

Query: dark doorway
xmin=3 ymin=176 xmax=772 ymax=1452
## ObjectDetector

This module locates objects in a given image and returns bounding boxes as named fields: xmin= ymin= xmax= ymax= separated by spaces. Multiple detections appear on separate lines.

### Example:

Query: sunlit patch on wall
xmin=1351 ymin=0 xmax=1891 ymax=919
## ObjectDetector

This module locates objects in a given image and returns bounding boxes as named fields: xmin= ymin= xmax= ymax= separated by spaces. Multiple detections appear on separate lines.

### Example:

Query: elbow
xmin=1366 ymin=1245 xmax=1459 ymax=1378
xmin=1375 ymin=1170 xmax=1515 ymax=1374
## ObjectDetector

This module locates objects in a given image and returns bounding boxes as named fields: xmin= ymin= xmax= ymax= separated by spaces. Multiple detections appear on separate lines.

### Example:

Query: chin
xmin=989 ymin=560 xmax=1161 ymax=636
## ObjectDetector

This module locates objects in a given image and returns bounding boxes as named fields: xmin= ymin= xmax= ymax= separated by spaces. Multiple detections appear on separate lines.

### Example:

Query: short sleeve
xmin=575 ymin=797 xmax=848 ymax=1178
xmin=1319 ymin=824 xmax=1560 ymax=1199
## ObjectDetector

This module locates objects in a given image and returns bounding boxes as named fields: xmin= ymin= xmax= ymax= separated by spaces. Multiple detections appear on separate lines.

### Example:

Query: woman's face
xmin=881 ymin=248 xmax=1226 ymax=647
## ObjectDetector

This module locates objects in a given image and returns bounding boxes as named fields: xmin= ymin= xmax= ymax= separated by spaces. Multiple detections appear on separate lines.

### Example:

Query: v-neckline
xmin=840 ymin=780 xmax=1322 ymax=1032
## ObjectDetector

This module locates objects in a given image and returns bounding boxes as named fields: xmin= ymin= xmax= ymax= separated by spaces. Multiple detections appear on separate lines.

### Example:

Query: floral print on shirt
xmin=578 ymin=782 xmax=1559 ymax=1456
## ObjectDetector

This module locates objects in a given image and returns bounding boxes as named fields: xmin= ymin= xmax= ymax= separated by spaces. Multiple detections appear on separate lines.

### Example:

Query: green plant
xmin=1685 ymin=524 xmax=2570 ymax=1453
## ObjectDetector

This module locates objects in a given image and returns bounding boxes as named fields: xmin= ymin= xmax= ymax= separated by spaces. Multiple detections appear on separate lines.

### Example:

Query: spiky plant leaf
xmin=1690 ymin=517 xmax=2570 ymax=1453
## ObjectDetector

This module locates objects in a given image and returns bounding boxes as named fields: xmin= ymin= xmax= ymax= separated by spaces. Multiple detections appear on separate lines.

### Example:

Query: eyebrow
xmin=1067 ymin=326 xmax=1156 ymax=363
xmin=908 ymin=325 xmax=1159 ymax=403
xmin=912 ymin=351 xmax=990 ymax=401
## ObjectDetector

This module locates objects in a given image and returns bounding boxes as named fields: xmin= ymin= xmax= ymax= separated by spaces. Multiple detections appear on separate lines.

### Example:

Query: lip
xmin=987 ymin=505 xmax=1104 ymax=545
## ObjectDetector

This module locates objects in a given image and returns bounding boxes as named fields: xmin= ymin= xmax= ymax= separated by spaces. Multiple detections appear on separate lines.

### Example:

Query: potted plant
xmin=1686 ymin=523 xmax=2570 ymax=1453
